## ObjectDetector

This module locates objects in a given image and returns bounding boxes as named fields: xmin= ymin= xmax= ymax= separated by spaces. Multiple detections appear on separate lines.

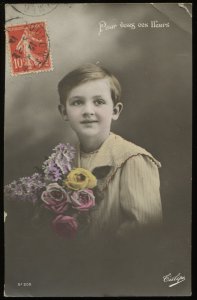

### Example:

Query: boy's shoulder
xmin=81 ymin=133 xmax=161 ymax=191
xmin=104 ymin=132 xmax=161 ymax=168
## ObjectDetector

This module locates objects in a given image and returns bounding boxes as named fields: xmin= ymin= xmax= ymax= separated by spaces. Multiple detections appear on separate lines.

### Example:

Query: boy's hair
xmin=58 ymin=63 xmax=121 ymax=106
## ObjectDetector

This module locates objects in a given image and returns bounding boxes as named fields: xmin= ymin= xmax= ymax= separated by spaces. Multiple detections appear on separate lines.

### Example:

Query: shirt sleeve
xmin=118 ymin=154 xmax=162 ymax=237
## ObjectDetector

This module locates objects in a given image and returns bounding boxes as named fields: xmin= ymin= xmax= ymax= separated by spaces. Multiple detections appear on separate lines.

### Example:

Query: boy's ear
xmin=112 ymin=102 xmax=123 ymax=120
xmin=58 ymin=104 xmax=68 ymax=121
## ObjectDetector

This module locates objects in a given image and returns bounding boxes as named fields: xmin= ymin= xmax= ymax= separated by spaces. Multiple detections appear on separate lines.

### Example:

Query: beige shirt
xmin=77 ymin=132 xmax=162 ymax=240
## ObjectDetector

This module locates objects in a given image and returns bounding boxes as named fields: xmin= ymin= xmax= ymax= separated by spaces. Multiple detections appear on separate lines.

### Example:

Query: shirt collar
xmin=77 ymin=132 xmax=161 ymax=172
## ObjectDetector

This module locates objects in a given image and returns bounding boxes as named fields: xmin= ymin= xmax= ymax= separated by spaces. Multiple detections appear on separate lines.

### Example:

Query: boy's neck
xmin=79 ymin=132 xmax=110 ymax=153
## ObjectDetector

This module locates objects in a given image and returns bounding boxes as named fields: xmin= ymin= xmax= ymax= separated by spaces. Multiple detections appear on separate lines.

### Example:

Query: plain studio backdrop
xmin=4 ymin=3 xmax=192 ymax=296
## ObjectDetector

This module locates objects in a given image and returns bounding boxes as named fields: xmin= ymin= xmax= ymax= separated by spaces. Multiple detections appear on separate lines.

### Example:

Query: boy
xmin=4 ymin=63 xmax=163 ymax=296
xmin=58 ymin=63 xmax=162 ymax=241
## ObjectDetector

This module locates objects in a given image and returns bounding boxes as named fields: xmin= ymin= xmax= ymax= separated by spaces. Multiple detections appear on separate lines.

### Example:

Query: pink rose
xmin=70 ymin=189 xmax=95 ymax=211
xmin=52 ymin=215 xmax=78 ymax=238
xmin=41 ymin=183 xmax=69 ymax=214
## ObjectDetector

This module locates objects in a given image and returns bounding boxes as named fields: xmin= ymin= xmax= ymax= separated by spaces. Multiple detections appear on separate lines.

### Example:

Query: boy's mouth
xmin=80 ymin=120 xmax=98 ymax=124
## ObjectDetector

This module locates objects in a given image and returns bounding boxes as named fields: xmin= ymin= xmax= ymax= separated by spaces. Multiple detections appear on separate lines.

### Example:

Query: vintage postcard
xmin=4 ymin=3 xmax=192 ymax=297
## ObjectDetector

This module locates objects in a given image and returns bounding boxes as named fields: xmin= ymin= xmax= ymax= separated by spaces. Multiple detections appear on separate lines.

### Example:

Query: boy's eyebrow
xmin=68 ymin=96 xmax=84 ymax=101
xmin=92 ymin=95 xmax=104 ymax=99
xmin=68 ymin=95 xmax=105 ymax=101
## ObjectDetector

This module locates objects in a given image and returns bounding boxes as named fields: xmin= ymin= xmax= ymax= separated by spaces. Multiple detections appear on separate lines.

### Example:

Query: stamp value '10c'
xmin=6 ymin=22 xmax=53 ymax=75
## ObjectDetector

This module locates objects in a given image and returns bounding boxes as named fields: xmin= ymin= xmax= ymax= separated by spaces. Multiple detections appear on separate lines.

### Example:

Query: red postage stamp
xmin=6 ymin=22 xmax=53 ymax=75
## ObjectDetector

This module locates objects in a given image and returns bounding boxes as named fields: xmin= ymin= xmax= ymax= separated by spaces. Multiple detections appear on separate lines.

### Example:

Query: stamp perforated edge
xmin=5 ymin=20 xmax=54 ymax=76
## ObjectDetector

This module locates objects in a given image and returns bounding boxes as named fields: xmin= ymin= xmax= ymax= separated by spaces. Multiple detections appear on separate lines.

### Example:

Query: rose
xmin=64 ymin=168 xmax=97 ymax=190
xmin=52 ymin=215 xmax=78 ymax=238
xmin=70 ymin=189 xmax=95 ymax=211
xmin=41 ymin=183 xmax=69 ymax=214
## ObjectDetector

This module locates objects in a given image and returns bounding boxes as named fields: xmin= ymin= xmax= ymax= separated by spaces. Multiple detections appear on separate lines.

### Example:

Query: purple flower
xmin=4 ymin=172 xmax=46 ymax=203
xmin=42 ymin=143 xmax=75 ymax=181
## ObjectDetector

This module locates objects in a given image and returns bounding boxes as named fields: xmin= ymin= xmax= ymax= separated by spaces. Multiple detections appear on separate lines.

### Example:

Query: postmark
xmin=6 ymin=22 xmax=53 ymax=75
xmin=10 ymin=4 xmax=58 ymax=17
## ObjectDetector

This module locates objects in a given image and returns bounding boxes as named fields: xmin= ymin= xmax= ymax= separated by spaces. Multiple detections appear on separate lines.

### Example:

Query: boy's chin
xmin=77 ymin=129 xmax=99 ymax=138
xmin=76 ymin=128 xmax=109 ymax=139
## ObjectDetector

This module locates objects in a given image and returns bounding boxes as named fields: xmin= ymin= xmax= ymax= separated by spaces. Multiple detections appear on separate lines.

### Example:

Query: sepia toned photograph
xmin=4 ymin=3 xmax=192 ymax=297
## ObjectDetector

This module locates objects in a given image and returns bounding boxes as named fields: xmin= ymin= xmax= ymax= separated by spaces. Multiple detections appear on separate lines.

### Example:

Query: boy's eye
xmin=71 ymin=100 xmax=83 ymax=106
xmin=94 ymin=98 xmax=105 ymax=105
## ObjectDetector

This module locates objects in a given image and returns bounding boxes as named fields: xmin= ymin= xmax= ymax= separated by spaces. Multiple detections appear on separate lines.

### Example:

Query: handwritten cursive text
xmin=163 ymin=273 xmax=185 ymax=287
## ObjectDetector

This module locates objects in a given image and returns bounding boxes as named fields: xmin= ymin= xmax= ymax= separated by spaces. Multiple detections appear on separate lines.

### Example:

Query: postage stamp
xmin=6 ymin=22 xmax=53 ymax=75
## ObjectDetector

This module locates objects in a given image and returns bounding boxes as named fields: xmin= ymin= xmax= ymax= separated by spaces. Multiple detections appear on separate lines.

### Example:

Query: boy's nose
xmin=82 ymin=103 xmax=95 ymax=116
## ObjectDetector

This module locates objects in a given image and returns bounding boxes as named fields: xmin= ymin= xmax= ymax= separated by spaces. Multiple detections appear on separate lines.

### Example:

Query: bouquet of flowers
xmin=4 ymin=143 xmax=97 ymax=239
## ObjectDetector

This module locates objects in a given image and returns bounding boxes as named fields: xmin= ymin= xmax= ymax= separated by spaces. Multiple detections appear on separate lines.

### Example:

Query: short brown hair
xmin=58 ymin=63 xmax=121 ymax=106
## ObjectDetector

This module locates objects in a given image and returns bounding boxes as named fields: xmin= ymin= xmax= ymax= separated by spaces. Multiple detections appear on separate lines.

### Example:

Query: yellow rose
xmin=64 ymin=168 xmax=97 ymax=190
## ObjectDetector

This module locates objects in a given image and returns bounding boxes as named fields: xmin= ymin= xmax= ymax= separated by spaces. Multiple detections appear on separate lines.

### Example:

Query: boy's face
xmin=59 ymin=78 xmax=122 ymax=140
